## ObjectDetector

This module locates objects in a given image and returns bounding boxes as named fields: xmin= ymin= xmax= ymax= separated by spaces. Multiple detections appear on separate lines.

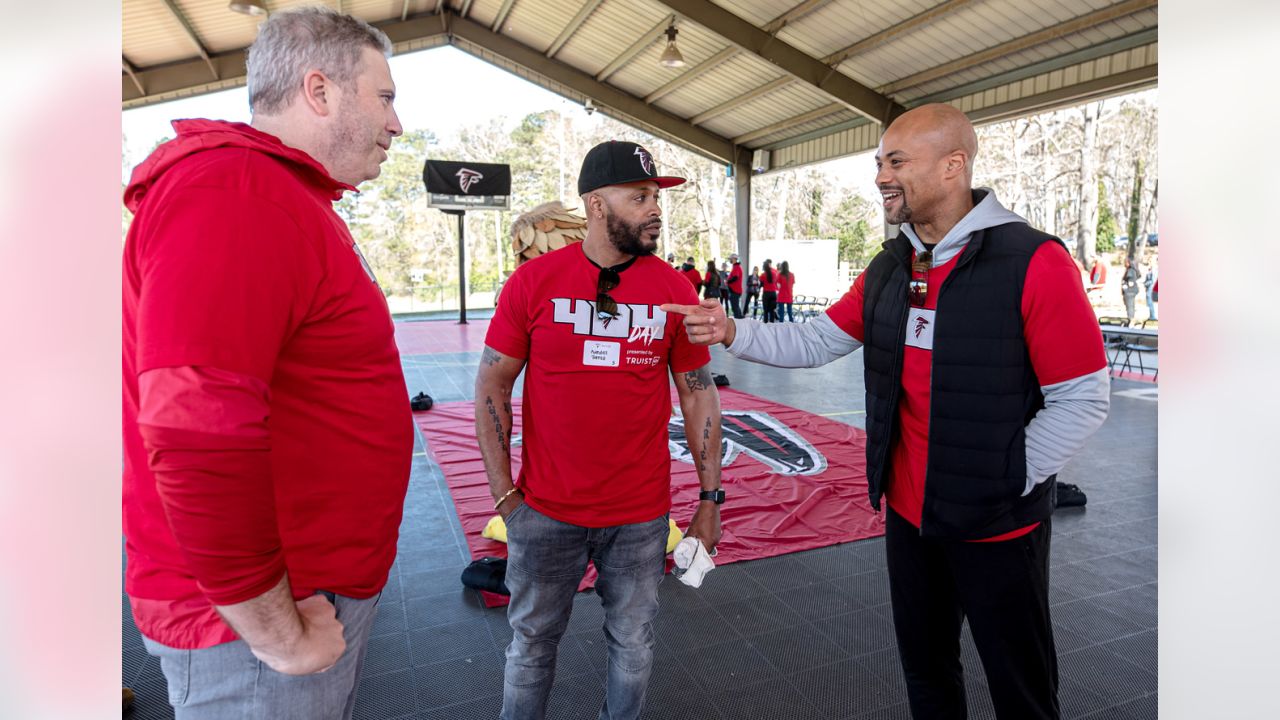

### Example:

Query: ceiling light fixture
xmin=659 ymin=24 xmax=685 ymax=68
xmin=228 ymin=0 xmax=268 ymax=16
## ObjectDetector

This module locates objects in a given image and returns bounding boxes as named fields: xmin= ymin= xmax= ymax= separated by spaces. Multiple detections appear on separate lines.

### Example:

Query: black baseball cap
xmin=577 ymin=140 xmax=686 ymax=195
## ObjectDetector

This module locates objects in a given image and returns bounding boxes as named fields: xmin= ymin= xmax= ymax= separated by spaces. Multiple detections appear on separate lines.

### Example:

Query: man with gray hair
xmin=122 ymin=7 xmax=409 ymax=718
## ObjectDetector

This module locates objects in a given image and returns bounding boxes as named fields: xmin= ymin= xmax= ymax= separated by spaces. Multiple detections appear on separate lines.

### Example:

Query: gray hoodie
xmin=726 ymin=188 xmax=1109 ymax=496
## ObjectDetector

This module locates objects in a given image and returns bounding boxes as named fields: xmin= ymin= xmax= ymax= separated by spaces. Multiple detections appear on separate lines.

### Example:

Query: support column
xmin=733 ymin=151 xmax=751 ymax=272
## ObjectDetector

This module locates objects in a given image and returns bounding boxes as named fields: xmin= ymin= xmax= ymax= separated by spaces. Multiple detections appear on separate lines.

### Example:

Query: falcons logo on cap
xmin=633 ymin=146 xmax=655 ymax=175
xmin=456 ymin=168 xmax=483 ymax=193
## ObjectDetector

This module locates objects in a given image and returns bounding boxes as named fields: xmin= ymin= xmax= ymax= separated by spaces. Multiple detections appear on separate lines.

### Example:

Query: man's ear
xmin=301 ymin=70 xmax=334 ymax=117
xmin=945 ymin=151 xmax=968 ymax=178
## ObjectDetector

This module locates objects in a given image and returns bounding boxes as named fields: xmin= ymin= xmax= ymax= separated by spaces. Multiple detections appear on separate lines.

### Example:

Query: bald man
xmin=664 ymin=104 xmax=1109 ymax=719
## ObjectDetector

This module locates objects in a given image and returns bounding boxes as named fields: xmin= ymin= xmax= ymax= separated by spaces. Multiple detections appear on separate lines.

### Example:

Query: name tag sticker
xmin=905 ymin=308 xmax=936 ymax=350
xmin=583 ymin=340 xmax=621 ymax=367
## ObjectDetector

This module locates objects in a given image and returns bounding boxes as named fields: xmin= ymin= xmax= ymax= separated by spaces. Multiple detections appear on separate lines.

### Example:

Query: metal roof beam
xmin=689 ymin=76 xmax=791 ymax=126
xmin=762 ymin=0 xmax=836 ymax=35
xmin=880 ymin=0 xmax=1157 ymax=94
xmin=822 ymin=0 xmax=978 ymax=68
xmin=650 ymin=0 xmax=904 ymax=125
xmin=595 ymin=14 xmax=673 ymax=83
xmin=123 ymin=14 xmax=452 ymax=108
xmin=160 ymin=0 xmax=219 ymax=81
xmin=447 ymin=14 xmax=737 ymax=163
xmin=644 ymin=46 xmax=737 ymax=104
xmin=491 ymin=0 xmax=516 ymax=32
xmin=545 ymin=0 xmax=604 ymax=59
xmin=733 ymin=103 xmax=844 ymax=146
xmin=122 ymin=56 xmax=145 ymax=97
xmin=910 ymin=28 xmax=1158 ymax=107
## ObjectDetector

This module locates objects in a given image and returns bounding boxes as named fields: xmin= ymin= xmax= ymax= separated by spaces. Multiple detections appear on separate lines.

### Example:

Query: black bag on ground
xmin=411 ymin=392 xmax=434 ymax=411
xmin=461 ymin=557 xmax=510 ymax=595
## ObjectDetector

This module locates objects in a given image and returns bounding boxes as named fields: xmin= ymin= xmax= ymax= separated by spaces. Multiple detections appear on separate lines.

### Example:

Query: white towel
xmin=673 ymin=537 xmax=716 ymax=588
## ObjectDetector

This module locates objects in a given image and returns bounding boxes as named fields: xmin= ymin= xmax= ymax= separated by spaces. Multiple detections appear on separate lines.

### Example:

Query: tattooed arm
xmin=672 ymin=362 xmax=723 ymax=552
xmin=474 ymin=345 xmax=528 ymax=519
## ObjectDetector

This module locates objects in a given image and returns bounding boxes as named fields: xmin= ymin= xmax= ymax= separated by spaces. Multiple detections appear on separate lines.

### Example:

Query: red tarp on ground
xmin=416 ymin=387 xmax=882 ymax=607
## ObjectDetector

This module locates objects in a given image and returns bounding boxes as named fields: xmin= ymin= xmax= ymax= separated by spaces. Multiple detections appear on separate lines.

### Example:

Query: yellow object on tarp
xmin=482 ymin=515 xmax=684 ymax=554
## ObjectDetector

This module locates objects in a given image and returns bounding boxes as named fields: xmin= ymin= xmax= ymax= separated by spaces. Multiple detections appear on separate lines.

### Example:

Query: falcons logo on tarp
xmin=633 ymin=146 xmax=655 ymax=175
xmin=456 ymin=168 xmax=483 ymax=193
xmin=668 ymin=410 xmax=827 ymax=476
xmin=914 ymin=315 xmax=929 ymax=338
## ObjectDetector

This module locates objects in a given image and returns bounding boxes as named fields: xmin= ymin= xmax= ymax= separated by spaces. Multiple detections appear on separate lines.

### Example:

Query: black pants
xmin=745 ymin=292 xmax=760 ymax=317
xmin=761 ymin=291 xmax=778 ymax=323
xmin=728 ymin=291 xmax=743 ymax=319
xmin=885 ymin=507 xmax=1059 ymax=720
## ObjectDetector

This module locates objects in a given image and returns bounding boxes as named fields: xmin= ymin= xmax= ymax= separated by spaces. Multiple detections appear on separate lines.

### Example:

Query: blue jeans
xmin=141 ymin=591 xmax=381 ymax=720
xmin=501 ymin=502 xmax=668 ymax=720
xmin=778 ymin=302 xmax=793 ymax=322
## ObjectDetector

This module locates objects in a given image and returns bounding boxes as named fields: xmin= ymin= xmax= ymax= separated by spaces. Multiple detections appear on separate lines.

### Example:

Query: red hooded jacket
xmin=122 ymin=120 xmax=412 ymax=649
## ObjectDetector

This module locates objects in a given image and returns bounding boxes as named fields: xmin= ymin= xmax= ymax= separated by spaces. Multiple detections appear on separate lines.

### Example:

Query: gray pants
xmin=142 ymin=592 xmax=380 ymax=720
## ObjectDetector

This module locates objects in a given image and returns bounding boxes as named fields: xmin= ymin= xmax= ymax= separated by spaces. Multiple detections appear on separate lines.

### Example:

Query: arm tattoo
xmin=482 ymin=347 xmax=503 ymax=367
xmin=485 ymin=396 xmax=508 ymax=452
xmin=682 ymin=366 xmax=713 ymax=392
xmin=698 ymin=416 xmax=711 ymax=473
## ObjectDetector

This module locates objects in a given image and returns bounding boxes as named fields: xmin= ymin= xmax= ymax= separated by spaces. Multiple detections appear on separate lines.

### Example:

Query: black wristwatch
xmin=699 ymin=489 xmax=726 ymax=504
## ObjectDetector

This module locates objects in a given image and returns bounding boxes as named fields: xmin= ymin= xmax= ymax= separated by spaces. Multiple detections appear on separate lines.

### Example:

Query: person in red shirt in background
xmin=665 ymin=104 xmax=1109 ymax=720
xmin=776 ymin=260 xmax=796 ymax=322
xmin=679 ymin=255 xmax=702 ymax=293
xmin=122 ymin=8 xmax=411 ymax=718
xmin=475 ymin=140 xmax=724 ymax=720
xmin=726 ymin=252 xmax=745 ymax=318
xmin=759 ymin=259 xmax=779 ymax=322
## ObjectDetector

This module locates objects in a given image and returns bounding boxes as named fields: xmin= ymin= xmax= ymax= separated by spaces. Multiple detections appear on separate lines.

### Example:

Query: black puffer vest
xmin=861 ymin=221 xmax=1063 ymax=539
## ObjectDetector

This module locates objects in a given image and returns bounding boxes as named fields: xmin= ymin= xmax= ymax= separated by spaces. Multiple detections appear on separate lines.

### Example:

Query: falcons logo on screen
xmin=634 ymin=146 xmax=655 ymax=175
xmin=456 ymin=168 xmax=484 ymax=193
xmin=668 ymin=410 xmax=827 ymax=476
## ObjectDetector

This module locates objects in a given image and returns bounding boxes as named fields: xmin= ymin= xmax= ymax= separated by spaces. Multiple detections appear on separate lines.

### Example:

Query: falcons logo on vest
xmin=456 ymin=168 xmax=483 ymax=193
xmin=914 ymin=315 xmax=929 ymax=338
xmin=634 ymin=146 xmax=655 ymax=175
xmin=668 ymin=410 xmax=827 ymax=475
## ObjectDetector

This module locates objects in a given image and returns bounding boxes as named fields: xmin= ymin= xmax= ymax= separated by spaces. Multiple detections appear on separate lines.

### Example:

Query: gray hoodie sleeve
xmin=725 ymin=314 xmax=862 ymax=368
xmin=1023 ymin=367 xmax=1111 ymax=495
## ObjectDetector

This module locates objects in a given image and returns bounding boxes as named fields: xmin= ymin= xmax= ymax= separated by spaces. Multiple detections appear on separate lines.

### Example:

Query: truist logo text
xmin=456 ymin=168 xmax=483 ymax=193
xmin=634 ymin=146 xmax=655 ymax=175
xmin=552 ymin=298 xmax=666 ymax=341
xmin=668 ymin=410 xmax=827 ymax=475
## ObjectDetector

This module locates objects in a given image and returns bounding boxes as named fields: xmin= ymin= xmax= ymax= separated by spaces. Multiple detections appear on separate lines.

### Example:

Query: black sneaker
xmin=1055 ymin=482 xmax=1087 ymax=508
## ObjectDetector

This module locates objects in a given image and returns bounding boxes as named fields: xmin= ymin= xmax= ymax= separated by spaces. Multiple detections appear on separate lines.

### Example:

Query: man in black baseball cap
xmin=476 ymin=139 xmax=723 ymax=720
xmin=576 ymin=140 xmax=686 ymax=260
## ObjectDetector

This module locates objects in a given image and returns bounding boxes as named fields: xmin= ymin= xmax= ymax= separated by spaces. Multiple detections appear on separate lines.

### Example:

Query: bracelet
xmin=494 ymin=486 xmax=522 ymax=511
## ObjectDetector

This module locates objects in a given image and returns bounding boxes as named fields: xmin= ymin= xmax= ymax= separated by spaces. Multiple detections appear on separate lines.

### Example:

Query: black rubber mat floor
xmin=124 ymin=337 xmax=1157 ymax=719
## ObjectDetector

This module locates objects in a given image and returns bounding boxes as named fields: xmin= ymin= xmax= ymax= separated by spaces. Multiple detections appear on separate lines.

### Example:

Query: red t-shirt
xmin=825 ymin=240 xmax=1106 ymax=541
xmin=727 ymin=263 xmax=744 ymax=294
xmin=682 ymin=266 xmax=703 ymax=292
xmin=778 ymin=273 xmax=795 ymax=303
xmin=122 ymin=120 xmax=412 ymax=648
xmin=760 ymin=271 xmax=778 ymax=292
xmin=485 ymin=244 xmax=710 ymax=527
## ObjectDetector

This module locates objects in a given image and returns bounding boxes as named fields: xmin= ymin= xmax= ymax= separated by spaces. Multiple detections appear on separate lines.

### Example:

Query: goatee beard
xmin=606 ymin=213 xmax=658 ymax=256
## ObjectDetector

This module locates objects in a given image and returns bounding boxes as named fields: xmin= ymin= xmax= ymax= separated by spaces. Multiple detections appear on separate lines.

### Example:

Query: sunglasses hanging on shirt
xmin=908 ymin=250 xmax=932 ymax=307
xmin=596 ymin=266 xmax=621 ymax=320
